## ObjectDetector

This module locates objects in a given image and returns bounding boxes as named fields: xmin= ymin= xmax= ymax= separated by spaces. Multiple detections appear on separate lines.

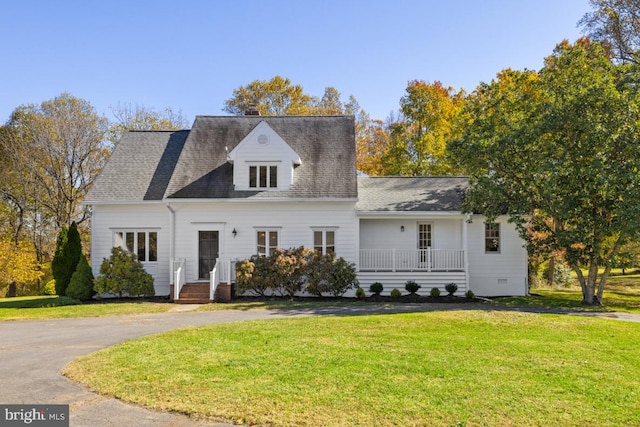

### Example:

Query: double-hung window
xmin=485 ymin=222 xmax=500 ymax=253
xmin=256 ymin=229 xmax=279 ymax=256
xmin=114 ymin=230 xmax=158 ymax=262
xmin=249 ymin=165 xmax=278 ymax=189
xmin=313 ymin=228 xmax=336 ymax=255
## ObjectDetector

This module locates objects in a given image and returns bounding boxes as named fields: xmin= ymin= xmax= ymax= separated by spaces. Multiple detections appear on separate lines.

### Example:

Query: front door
xmin=199 ymin=231 xmax=219 ymax=280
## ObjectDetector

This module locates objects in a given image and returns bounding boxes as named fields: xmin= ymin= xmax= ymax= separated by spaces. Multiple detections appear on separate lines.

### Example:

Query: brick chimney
xmin=244 ymin=105 xmax=260 ymax=116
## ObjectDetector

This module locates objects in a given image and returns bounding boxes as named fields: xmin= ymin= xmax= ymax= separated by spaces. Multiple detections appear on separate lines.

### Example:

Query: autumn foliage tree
xmin=383 ymin=80 xmax=465 ymax=176
xmin=0 ymin=238 xmax=43 ymax=297
xmin=450 ymin=39 xmax=640 ymax=305
xmin=579 ymin=0 xmax=640 ymax=63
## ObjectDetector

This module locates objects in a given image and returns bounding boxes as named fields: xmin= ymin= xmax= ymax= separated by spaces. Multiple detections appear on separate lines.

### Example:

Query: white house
xmin=84 ymin=114 xmax=528 ymax=302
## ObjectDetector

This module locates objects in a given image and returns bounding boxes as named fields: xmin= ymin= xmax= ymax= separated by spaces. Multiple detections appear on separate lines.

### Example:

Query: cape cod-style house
xmin=84 ymin=113 xmax=528 ymax=302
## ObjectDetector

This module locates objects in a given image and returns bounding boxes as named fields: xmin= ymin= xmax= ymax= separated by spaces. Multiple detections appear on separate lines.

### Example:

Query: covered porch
xmin=357 ymin=215 xmax=469 ymax=296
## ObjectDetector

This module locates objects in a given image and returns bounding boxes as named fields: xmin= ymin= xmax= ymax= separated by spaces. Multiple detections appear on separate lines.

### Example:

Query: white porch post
xmin=463 ymin=215 xmax=470 ymax=292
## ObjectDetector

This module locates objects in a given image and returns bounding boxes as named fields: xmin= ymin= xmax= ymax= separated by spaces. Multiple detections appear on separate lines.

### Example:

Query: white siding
xmin=90 ymin=203 xmax=171 ymax=295
xmin=170 ymin=200 xmax=358 ymax=283
xmin=360 ymin=218 xmax=464 ymax=251
xmin=466 ymin=215 xmax=528 ymax=296
xmin=357 ymin=272 xmax=466 ymax=296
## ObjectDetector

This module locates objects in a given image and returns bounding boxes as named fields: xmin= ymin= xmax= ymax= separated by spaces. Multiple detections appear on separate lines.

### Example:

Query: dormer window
xmin=249 ymin=165 xmax=278 ymax=188
xmin=227 ymin=121 xmax=301 ymax=191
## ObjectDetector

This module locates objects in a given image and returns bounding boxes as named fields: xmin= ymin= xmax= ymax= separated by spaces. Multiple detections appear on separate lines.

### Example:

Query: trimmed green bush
xmin=94 ymin=247 xmax=154 ymax=298
xmin=405 ymin=280 xmax=421 ymax=295
xmin=43 ymin=279 xmax=57 ymax=295
xmin=355 ymin=287 xmax=366 ymax=299
xmin=66 ymin=254 xmax=94 ymax=300
xmin=430 ymin=287 xmax=441 ymax=298
xmin=52 ymin=222 xmax=82 ymax=296
xmin=465 ymin=289 xmax=475 ymax=299
xmin=445 ymin=282 xmax=458 ymax=296
xmin=390 ymin=288 xmax=402 ymax=298
xmin=369 ymin=282 xmax=383 ymax=296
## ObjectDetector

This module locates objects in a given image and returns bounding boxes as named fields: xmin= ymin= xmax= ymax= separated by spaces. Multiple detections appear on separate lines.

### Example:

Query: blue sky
xmin=1 ymin=0 xmax=589 ymax=124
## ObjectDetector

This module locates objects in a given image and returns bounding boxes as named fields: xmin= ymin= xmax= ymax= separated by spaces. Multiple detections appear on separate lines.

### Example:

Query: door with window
xmin=198 ymin=231 xmax=219 ymax=280
xmin=418 ymin=223 xmax=432 ymax=266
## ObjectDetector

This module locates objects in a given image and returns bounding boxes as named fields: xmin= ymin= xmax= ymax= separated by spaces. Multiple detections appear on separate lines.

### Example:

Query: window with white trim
xmin=249 ymin=165 xmax=278 ymax=188
xmin=114 ymin=230 xmax=158 ymax=262
xmin=313 ymin=229 xmax=335 ymax=255
xmin=256 ymin=229 xmax=279 ymax=256
xmin=485 ymin=222 xmax=500 ymax=253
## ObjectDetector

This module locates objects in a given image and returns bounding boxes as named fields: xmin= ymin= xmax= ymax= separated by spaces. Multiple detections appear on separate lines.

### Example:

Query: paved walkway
xmin=0 ymin=305 xmax=638 ymax=426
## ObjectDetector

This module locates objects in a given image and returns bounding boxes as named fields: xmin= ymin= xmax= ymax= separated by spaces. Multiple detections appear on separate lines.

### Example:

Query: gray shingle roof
xmin=85 ymin=116 xmax=357 ymax=203
xmin=85 ymin=130 xmax=188 ymax=202
xmin=356 ymin=176 xmax=468 ymax=212
xmin=164 ymin=115 xmax=357 ymax=199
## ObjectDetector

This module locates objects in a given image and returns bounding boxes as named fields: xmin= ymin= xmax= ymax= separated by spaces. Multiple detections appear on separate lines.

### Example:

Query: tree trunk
xmin=547 ymin=256 xmax=556 ymax=285
xmin=578 ymin=260 xmax=600 ymax=305
xmin=7 ymin=282 xmax=17 ymax=298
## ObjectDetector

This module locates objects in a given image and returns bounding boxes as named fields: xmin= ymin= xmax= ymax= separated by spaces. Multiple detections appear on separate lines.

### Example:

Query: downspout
xmin=166 ymin=203 xmax=175 ymax=290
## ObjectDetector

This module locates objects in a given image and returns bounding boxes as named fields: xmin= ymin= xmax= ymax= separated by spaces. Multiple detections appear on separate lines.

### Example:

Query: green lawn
xmin=496 ymin=273 xmax=640 ymax=314
xmin=63 ymin=311 xmax=640 ymax=427
xmin=0 ymin=296 xmax=174 ymax=320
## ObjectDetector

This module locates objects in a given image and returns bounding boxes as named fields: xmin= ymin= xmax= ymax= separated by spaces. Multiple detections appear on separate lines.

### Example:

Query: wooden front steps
xmin=176 ymin=283 xmax=211 ymax=304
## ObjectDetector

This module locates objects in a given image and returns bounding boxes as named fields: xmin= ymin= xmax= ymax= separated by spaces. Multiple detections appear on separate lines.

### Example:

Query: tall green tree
xmin=383 ymin=80 xmax=465 ymax=176
xmin=51 ymin=222 xmax=82 ymax=296
xmin=579 ymin=0 xmax=640 ymax=63
xmin=450 ymin=39 xmax=640 ymax=305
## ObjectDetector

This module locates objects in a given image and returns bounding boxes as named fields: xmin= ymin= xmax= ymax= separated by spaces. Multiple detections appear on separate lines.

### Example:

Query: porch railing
xmin=210 ymin=258 xmax=219 ymax=301
xmin=173 ymin=258 xmax=186 ymax=300
xmin=210 ymin=258 xmax=237 ymax=300
xmin=359 ymin=249 xmax=465 ymax=272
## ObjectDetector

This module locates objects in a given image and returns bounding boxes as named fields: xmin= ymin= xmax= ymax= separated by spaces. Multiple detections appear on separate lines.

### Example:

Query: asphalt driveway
xmin=1 ymin=304 xmax=638 ymax=426
xmin=0 ymin=309 xmax=288 ymax=426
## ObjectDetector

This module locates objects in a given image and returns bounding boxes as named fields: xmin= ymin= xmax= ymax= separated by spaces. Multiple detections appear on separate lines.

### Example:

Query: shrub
xmin=237 ymin=248 xmax=359 ymax=299
xmin=542 ymin=261 xmax=574 ymax=287
xmin=328 ymin=257 xmax=358 ymax=297
xmin=404 ymin=280 xmax=421 ymax=295
xmin=355 ymin=287 xmax=366 ymax=299
xmin=43 ymin=280 xmax=57 ymax=295
xmin=390 ymin=288 xmax=401 ymax=298
xmin=65 ymin=254 xmax=94 ymax=300
xmin=430 ymin=287 xmax=441 ymax=298
xmin=94 ymin=247 xmax=154 ymax=298
xmin=236 ymin=256 xmax=274 ymax=297
xmin=271 ymin=247 xmax=313 ymax=298
xmin=465 ymin=289 xmax=475 ymax=299
xmin=305 ymin=252 xmax=334 ymax=297
xmin=52 ymin=224 xmax=82 ymax=297
xmin=445 ymin=282 xmax=458 ymax=296
xmin=369 ymin=282 xmax=383 ymax=296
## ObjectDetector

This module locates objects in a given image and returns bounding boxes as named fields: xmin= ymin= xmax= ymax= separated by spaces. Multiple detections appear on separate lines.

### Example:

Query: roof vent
xmin=244 ymin=105 xmax=260 ymax=116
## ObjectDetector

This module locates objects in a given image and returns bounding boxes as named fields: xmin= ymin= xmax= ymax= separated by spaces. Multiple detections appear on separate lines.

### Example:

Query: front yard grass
xmin=64 ymin=311 xmax=640 ymax=427
xmin=0 ymin=296 xmax=174 ymax=320
xmin=496 ymin=273 xmax=640 ymax=314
